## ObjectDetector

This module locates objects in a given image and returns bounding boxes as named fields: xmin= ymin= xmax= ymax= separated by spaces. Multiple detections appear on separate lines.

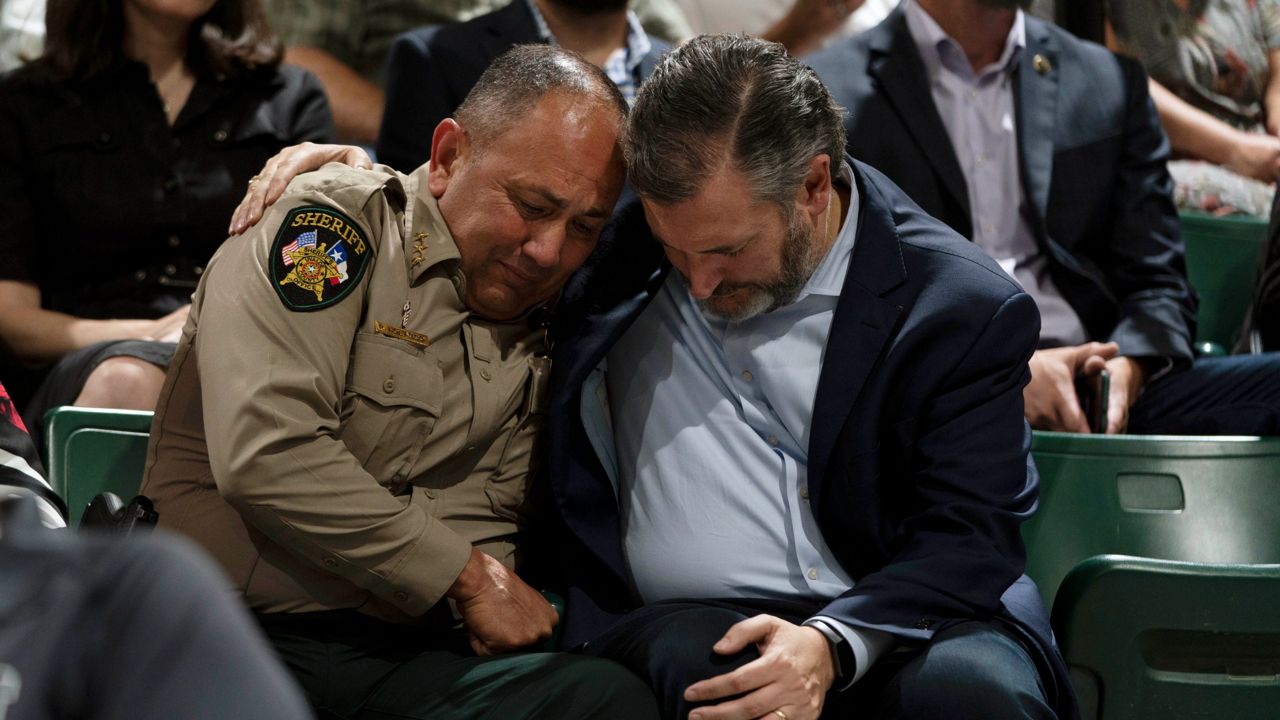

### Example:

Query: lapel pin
xmin=1033 ymin=54 xmax=1052 ymax=75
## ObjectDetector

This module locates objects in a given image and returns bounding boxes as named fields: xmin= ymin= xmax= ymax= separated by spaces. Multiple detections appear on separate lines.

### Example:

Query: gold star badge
xmin=412 ymin=232 xmax=428 ymax=267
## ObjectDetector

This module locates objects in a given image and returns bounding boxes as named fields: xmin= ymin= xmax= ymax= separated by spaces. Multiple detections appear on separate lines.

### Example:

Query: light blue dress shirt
xmin=903 ymin=0 xmax=1086 ymax=347
xmin=595 ymin=165 xmax=894 ymax=683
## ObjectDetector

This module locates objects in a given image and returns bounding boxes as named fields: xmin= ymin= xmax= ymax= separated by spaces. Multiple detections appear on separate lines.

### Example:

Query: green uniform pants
xmin=258 ymin=611 xmax=659 ymax=720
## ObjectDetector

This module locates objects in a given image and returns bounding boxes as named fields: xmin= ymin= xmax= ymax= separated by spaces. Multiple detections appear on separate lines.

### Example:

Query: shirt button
xmin=394 ymin=591 xmax=410 ymax=603
xmin=807 ymin=568 xmax=819 ymax=580
xmin=134 ymin=270 xmax=147 ymax=281
xmin=163 ymin=264 xmax=177 ymax=276
xmin=799 ymin=485 xmax=809 ymax=499
xmin=322 ymin=556 xmax=337 ymax=568
xmin=479 ymin=368 xmax=492 ymax=381
xmin=213 ymin=128 xmax=229 ymax=142
xmin=383 ymin=377 xmax=396 ymax=393
xmin=767 ymin=435 xmax=779 ymax=447
xmin=741 ymin=370 xmax=753 ymax=382
xmin=983 ymin=222 xmax=995 ymax=234
xmin=167 ymin=235 xmax=180 ymax=247
xmin=194 ymin=266 xmax=204 ymax=276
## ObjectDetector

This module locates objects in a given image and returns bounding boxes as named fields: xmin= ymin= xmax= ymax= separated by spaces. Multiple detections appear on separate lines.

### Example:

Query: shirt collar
xmin=903 ymin=0 xmax=1025 ymax=83
xmin=526 ymin=0 xmax=554 ymax=42
xmin=524 ymin=0 xmax=650 ymax=72
xmin=621 ymin=10 xmax=652 ymax=72
xmin=406 ymin=163 xmax=462 ymax=284
xmin=798 ymin=162 xmax=859 ymax=300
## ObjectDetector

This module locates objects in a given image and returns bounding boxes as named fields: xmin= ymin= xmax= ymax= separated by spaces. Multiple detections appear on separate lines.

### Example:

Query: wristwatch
xmin=808 ymin=619 xmax=858 ymax=688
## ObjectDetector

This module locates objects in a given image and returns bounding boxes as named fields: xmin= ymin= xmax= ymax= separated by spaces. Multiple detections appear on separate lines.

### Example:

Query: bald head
xmin=454 ymin=44 xmax=628 ymax=152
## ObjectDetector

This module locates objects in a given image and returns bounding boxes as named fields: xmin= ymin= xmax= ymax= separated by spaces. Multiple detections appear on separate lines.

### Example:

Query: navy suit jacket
xmin=543 ymin=159 xmax=1077 ymax=719
xmin=375 ymin=1 xmax=669 ymax=172
xmin=807 ymin=9 xmax=1197 ymax=367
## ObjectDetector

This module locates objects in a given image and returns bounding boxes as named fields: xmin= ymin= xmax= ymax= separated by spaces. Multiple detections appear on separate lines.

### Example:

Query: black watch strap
xmin=809 ymin=619 xmax=858 ymax=686
xmin=832 ymin=632 xmax=857 ymax=684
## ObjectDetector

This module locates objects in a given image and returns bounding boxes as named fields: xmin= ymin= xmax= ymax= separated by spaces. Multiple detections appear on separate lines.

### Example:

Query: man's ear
xmin=796 ymin=153 xmax=833 ymax=224
xmin=427 ymin=119 xmax=469 ymax=198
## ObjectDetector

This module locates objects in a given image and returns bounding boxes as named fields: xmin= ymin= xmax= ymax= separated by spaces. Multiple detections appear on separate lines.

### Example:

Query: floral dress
xmin=1110 ymin=0 xmax=1280 ymax=215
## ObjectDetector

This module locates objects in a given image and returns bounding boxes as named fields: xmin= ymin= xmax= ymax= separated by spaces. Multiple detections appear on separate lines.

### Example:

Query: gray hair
xmin=455 ymin=44 xmax=628 ymax=150
xmin=626 ymin=34 xmax=847 ymax=208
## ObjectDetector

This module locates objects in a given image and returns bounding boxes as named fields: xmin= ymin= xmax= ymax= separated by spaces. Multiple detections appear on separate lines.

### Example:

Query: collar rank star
xmin=271 ymin=206 xmax=371 ymax=311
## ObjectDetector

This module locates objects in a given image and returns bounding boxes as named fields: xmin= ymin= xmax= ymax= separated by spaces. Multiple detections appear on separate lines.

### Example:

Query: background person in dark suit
xmin=545 ymin=35 xmax=1074 ymax=720
xmin=376 ymin=0 xmax=669 ymax=172
xmin=807 ymin=0 xmax=1280 ymax=436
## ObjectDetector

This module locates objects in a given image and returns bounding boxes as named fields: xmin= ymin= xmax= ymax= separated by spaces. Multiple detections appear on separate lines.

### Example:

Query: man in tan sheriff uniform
xmin=140 ymin=46 xmax=658 ymax=720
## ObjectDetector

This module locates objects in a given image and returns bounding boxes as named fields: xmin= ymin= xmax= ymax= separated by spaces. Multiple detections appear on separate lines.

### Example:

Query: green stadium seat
xmin=1053 ymin=555 xmax=1280 ymax=720
xmin=1025 ymin=431 xmax=1280 ymax=609
xmin=1180 ymin=212 xmax=1268 ymax=355
xmin=43 ymin=406 xmax=154 ymax=527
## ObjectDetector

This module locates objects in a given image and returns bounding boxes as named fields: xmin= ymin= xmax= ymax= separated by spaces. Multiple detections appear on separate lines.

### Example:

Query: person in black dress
xmin=0 ymin=0 xmax=333 ymax=430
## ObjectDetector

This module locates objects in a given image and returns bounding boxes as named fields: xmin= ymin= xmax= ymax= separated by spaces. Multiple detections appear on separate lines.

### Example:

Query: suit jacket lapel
xmin=549 ymin=220 xmax=666 ymax=580
xmin=808 ymin=163 xmax=906 ymax=514
xmin=1014 ymin=18 xmax=1059 ymax=226
xmin=867 ymin=11 xmax=970 ymax=222
xmin=482 ymin=0 xmax=544 ymax=57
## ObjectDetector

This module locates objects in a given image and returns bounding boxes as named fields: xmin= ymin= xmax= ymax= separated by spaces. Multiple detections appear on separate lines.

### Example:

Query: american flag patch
xmin=280 ymin=229 xmax=318 ymax=266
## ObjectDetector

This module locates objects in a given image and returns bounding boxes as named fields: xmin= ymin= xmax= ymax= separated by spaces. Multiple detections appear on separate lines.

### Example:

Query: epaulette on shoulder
xmin=284 ymin=163 xmax=405 ymax=212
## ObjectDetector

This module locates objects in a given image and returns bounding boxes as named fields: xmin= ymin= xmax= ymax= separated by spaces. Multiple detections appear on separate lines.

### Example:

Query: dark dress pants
xmin=579 ymin=598 xmax=1055 ymax=720
xmin=259 ymin=610 xmax=659 ymax=720
xmin=1129 ymin=353 xmax=1280 ymax=435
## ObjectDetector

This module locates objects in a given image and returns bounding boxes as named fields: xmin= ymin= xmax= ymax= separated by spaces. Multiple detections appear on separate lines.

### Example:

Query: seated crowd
xmin=1 ymin=1 xmax=1278 ymax=719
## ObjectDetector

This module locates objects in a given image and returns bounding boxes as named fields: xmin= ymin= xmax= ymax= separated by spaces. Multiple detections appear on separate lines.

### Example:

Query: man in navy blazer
xmin=545 ymin=35 xmax=1075 ymax=720
xmin=807 ymin=0 xmax=1280 ymax=437
xmin=376 ymin=0 xmax=669 ymax=172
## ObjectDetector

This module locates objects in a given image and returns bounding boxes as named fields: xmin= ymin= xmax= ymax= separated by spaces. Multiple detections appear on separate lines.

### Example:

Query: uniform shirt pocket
xmin=483 ymin=358 xmax=548 ymax=524
xmin=341 ymin=332 xmax=444 ymax=489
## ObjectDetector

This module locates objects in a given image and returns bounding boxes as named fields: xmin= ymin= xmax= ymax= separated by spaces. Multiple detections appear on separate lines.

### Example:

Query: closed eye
xmin=515 ymin=199 xmax=548 ymax=218
xmin=571 ymin=219 xmax=602 ymax=236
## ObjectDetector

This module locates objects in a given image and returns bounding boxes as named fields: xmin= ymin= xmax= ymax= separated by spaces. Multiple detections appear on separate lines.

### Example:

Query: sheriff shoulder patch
xmin=270 ymin=205 xmax=372 ymax=311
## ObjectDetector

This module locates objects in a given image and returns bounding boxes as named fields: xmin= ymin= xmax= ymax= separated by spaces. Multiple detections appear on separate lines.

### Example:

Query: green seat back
xmin=1054 ymin=555 xmax=1280 ymax=720
xmin=1180 ymin=212 xmax=1267 ymax=353
xmin=44 ymin=406 xmax=154 ymax=526
xmin=1025 ymin=432 xmax=1280 ymax=608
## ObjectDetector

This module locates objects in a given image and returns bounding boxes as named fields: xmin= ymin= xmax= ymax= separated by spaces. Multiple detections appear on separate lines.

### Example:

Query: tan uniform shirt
xmin=141 ymin=162 xmax=549 ymax=623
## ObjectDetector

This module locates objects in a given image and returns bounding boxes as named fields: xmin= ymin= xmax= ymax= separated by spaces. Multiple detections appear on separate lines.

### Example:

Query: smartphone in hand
xmin=1074 ymin=369 xmax=1110 ymax=434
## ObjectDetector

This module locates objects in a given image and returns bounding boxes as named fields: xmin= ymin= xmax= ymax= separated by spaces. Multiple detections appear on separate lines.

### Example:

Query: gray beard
xmin=697 ymin=210 xmax=821 ymax=323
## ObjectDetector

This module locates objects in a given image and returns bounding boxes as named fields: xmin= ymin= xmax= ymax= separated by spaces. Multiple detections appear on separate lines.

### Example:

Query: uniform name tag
xmin=374 ymin=320 xmax=430 ymax=348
